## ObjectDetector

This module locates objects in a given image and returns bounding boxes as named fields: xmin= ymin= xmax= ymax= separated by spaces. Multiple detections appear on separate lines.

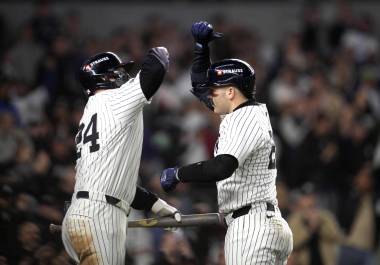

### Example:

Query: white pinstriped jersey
xmin=215 ymin=103 xmax=278 ymax=213
xmin=74 ymin=72 xmax=149 ymax=204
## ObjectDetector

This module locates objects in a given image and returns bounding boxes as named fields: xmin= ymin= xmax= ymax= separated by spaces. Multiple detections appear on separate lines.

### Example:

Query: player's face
xmin=209 ymin=86 xmax=231 ymax=115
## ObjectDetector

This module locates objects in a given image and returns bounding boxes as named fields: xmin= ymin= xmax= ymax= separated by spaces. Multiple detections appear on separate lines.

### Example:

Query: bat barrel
xmin=49 ymin=213 xmax=225 ymax=233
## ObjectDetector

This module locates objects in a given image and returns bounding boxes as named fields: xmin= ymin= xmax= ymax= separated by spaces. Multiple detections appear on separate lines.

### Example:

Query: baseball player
xmin=61 ymin=48 xmax=181 ymax=265
xmin=160 ymin=22 xmax=293 ymax=264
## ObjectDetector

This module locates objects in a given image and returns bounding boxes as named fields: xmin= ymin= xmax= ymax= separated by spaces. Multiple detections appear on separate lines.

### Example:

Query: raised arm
xmin=140 ymin=47 xmax=169 ymax=100
xmin=190 ymin=21 xmax=222 ymax=110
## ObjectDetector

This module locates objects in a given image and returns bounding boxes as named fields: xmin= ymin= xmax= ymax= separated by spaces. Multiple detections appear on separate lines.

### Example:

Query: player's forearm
xmin=140 ymin=52 xmax=166 ymax=100
xmin=191 ymin=43 xmax=211 ymax=87
xmin=132 ymin=186 xmax=181 ymax=221
xmin=178 ymin=154 xmax=238 ymax=183
xmin=131 ymin=185 xmax=158 ymax=211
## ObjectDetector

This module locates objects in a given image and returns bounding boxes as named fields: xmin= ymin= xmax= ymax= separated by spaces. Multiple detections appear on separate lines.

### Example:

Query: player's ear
xmin=225 ymin=86 xmax=234 ymax=98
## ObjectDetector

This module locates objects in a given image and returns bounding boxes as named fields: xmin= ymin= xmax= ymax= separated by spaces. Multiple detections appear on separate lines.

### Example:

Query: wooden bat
xmin=49 ymin=213 xmax=225 ymax=234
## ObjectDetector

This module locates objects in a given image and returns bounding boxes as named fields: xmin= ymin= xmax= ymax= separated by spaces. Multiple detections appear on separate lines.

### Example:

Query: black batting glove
xmin=149 ymin=47 xmax=169 ymax=71
xmin=191 ymin=21 xmax=223 ymax=47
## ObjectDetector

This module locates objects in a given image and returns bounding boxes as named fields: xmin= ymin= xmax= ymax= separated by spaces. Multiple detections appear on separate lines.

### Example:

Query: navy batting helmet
xmin=78 ymin=52 xmax=134 ymax=95
xmin=206 ymin=59 xmax=256 ymax=99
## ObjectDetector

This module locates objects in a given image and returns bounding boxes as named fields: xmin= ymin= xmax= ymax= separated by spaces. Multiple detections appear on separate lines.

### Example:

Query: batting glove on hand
xmin=160 ymin=167 xmax=180 ymax=192
xmin=151 ymin=198 xmax=182 ymax=222
xmin=191 ymin=21 xmax=223 ymax=45
xmin=150 ymin=47 xmax=169 ymax=71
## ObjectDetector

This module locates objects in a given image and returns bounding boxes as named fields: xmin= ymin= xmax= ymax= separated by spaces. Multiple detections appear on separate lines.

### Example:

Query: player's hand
xmin=160 ymin=167 xmax=180 ymax=192
xmin=151 ymin=198 xmax=182 ymax=222
xmin=191 ymin=21 xmax=223 ymax=45
xmin=149 ymin=47 xmax=169 ymax=71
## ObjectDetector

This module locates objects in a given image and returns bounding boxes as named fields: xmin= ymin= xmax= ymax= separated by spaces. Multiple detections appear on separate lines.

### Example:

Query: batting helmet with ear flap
xmin=206 ymin=59 xmax=256 ymax=99
xmin=78 ymin=52 xmax=134 ymax=96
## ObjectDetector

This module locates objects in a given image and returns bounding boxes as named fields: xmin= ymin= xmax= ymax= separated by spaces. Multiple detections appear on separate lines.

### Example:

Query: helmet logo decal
xmin=217 ymin=68 xmax=243 ymax=74
xmin=83 ymin=65 xmax=92 ymax=72
xmin=89 ymin=57 xmax=110 ymax=67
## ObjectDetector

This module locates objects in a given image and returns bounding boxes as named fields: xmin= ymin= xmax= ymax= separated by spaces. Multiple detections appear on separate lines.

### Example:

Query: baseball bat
xmin=49 ymin=213 xmax=225 ymax=234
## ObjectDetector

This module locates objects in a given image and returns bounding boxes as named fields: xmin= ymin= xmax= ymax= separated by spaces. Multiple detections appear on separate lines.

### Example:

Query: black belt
xmin=232 ymin=202 xmax=275 ymax=219
xmin=76 ymin=191 xmax=121 ymax=205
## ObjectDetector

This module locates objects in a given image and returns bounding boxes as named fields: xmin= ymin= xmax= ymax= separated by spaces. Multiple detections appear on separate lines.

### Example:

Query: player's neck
xmin=230 ymin=98 xmax=249 ymax=112
xmin=94 ymin=89 xmax=106 ymax=94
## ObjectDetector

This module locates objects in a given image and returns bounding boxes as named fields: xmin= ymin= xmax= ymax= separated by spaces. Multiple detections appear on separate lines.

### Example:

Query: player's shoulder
xmin=227 ymin=102 xmax=266 ymax=118
xmin=246 ymin=102 xmax=269 ymax=117
xmin=222 ymin=102 xmax=267 ymax=127
xmin=87 ymin=91 xmax=112 ymax=107
xmin=119 ymin=72 xmax=141 ymax=89
xmin=101 ymin=72 xmax=141 ymax=99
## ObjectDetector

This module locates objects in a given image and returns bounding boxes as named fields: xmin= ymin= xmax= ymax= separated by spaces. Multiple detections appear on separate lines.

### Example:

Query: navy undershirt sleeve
xmin=178 ymin=154 xmax=239 ymax=183
xmin=190 ymin=44 xmax=211 ymax=88
xmin=140 ymin=54 xmax=166 ymax=100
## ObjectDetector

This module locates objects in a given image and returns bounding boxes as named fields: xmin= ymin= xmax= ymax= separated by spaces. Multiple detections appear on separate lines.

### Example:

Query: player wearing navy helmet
xmin=78 ymin=51 xmax=134 ymax=95
xmin=62 ymin=48 xmax=181 ymax=265
xmin=160 ymin=22 xmax=293 ymax=264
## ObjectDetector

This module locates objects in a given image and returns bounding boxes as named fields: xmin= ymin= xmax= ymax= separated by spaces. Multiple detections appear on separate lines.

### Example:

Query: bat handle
xmin=49 ymin=224 xmax=62 ymax=234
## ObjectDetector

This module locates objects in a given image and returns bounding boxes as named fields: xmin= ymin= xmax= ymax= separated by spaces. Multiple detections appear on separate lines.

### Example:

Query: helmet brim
xmin=204 ymin=81 xmax=237 ymax=90
xmin=111 ymin=61 xmax=135 ymax=71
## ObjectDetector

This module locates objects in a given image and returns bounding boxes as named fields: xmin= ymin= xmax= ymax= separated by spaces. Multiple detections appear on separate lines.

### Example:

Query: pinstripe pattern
xmin=224 ymin=205 xmax=293 ymax=265
xmin=63 ymin=199 xmax=128 ymax=264
xmin=216 ymin=104 xmax=277 ymax=213
xmin=75 ymin=73 xmax=148 ymax=203
xmin=215 ymin=103 xmax=293 ymax=264
xmin=62 ymin=73 xmax=148 ymax=264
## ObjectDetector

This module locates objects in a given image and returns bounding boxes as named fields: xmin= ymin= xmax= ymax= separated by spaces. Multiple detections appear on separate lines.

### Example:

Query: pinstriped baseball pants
xmin=224 ymin=206 xmax=293 ymax=265
xmin=62 ymin=198 xmax=128 ymax=265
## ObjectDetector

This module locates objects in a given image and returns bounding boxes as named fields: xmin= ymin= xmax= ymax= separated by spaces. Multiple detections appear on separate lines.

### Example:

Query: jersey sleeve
xmin=216 ymin=110 xmax=265 ymax=165
xmin=108 ymin=72 xmax=150 ymax=122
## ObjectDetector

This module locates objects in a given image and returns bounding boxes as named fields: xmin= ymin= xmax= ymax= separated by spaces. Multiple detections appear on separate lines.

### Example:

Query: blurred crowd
xmin=0 ymin=1 xmax=380 ymax=265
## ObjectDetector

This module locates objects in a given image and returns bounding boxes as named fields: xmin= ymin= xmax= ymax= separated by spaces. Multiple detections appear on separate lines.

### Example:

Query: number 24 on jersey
xmin=75 ymin=113 xmax=100 ymax=158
